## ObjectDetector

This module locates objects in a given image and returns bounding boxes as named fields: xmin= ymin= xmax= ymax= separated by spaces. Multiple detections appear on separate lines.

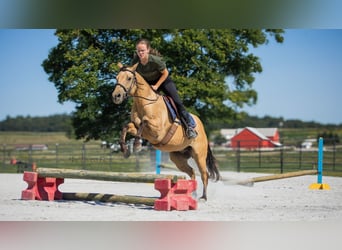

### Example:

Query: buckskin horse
xmin=112 ymin=63 xmax=220 ymax=200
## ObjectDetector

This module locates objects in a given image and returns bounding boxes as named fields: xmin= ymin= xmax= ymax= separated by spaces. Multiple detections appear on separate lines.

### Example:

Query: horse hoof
xmin=199 ymin=196 xmax=207 ymax=201
xmin=133 ymin=144 xmax=142 ymax=153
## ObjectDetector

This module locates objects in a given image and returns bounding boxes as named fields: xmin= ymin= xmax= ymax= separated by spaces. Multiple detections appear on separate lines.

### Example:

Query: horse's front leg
xmin=120 ymin=122 xmax=138 ymax=158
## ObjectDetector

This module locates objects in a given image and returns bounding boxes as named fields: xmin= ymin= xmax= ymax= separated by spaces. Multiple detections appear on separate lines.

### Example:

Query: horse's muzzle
xmin=112 ymin=93 xmax=123 ymax=104
xmin=112 ymin=83 xmax=128 ymax=104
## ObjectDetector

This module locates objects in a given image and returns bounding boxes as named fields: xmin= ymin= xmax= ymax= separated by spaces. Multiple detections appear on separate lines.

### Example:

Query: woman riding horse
xmin=131 ymin=38 xmax=197 ymax=139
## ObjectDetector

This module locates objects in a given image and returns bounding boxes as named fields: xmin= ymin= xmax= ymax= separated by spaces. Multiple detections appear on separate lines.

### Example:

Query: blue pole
xmin=156 ymin=150 xmax=161 ymax=174
xmin=317 ymin=137 xmax=323 ymax=184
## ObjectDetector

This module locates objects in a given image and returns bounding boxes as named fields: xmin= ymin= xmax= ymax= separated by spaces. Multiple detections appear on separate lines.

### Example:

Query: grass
xmin=0 ymin=131 xmax=157 ymax=173
xmin=0 ymin=131 xmax=73 ymax=144
xmin=279 ymin=127 xmax=342 ymax=145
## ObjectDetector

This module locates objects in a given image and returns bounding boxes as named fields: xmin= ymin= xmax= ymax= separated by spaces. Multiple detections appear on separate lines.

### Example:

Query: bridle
xmin=114 ymin=67 xmax=159 ymax=102
xmin=114 ymin=67 xmax=137 ymax=100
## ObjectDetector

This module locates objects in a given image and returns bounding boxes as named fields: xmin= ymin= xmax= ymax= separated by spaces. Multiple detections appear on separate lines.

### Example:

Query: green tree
xmin=42 ymin=29 xmax=284 ymax=141
xmin=317 ymin=131 xmax=340 ymax=145
xmin=0 ymin=114 xmax=73 ymax=132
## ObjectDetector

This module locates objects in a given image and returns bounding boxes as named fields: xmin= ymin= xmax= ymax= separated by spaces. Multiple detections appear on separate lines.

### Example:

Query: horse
xmin=112 ymin=63 xmax=220 ymax=200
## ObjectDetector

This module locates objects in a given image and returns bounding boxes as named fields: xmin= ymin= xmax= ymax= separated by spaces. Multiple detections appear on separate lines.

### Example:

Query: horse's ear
xmin=131 ymin=63 xmax=139 ymax=71
xmin=117 ymin=62 xmax=123 ymax=69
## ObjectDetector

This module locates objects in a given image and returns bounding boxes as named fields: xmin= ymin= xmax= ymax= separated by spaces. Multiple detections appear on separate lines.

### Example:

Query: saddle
xmin=153 ymin=96 xmax=196 ymax=146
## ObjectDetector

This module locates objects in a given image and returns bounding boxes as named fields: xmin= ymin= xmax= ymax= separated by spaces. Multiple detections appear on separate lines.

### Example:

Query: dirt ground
xmin=1 ymin=170 xmax=341 ymax=221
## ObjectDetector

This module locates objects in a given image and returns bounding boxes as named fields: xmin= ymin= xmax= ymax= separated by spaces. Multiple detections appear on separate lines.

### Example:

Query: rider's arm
xmin=154 ymin=68 xmax=169 ymax=90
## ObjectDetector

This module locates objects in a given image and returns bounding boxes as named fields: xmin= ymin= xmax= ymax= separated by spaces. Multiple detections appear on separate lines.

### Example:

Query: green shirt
xmin=132 ymin=54 xmax=166 ymax=84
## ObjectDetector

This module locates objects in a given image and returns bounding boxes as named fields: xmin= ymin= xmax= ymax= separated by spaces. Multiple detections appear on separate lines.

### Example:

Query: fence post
xmin=299 ymin=144 xmax=302 ymax=169
xmin=135 ymin=151 xmax=140 ymax=171
xmin=309 ymin=137 xmax=330 ymax=190
xmin=280 ymin=142 xmax=284 ymax=173
xmin=29 ymin=144 xmax=33 ymax=164
xmin=258 ymin=140 xmax=261 ymax=168
xmin=109 ymin=150 xmax=113 ymax=171
xmin=317 ymin=137 xmax=323 ymax=184
xmin=55 ymin=143 xmax=59 ymax=167
xmin=82 ymin=143 xmax=86 ymax=169
xmin=333 ymin=141 xmax=336 ymax=171
xmin=2 ymin=144 xmax=5 ymax=167
xmin=236 ymin=141 xmax=241 ymax=172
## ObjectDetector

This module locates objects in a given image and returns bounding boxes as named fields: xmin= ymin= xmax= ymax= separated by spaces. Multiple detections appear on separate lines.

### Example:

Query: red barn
xmin=230 ymin=127 xmax=281 ymax=149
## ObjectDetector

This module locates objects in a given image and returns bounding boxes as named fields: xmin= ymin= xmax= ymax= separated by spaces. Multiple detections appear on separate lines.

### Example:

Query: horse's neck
xmin=133 ymin=73 xmax=175 ymax=144
xmin=135 ymin=74 xmax=159 ymax=101
xmin=133 ymin=74 xmax=166 ymax=120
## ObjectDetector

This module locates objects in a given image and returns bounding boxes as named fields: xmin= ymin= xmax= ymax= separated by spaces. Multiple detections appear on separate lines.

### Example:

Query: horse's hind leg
xmin=192 ymin=153 xmax=209 ymax=201
xmin=169 ymin=151 xmax=200 ymax=199
xmin=169 ymin=151 xmax=195 ymax=180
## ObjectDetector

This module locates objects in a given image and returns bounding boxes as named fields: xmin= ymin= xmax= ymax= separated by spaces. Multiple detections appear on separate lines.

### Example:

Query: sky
xmin=244 ymin=29 xmax=342 ymax=125
xmin=0 ymin=29 xmax=75 ymax=120
xmin=0 ymin=29 xmax=341 ymax=125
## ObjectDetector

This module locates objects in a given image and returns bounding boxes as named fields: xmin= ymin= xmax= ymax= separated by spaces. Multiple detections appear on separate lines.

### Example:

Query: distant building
xmin=221 ymin=127 xmax=281 ymax=149
xmin=301 ymin=139 xmax=315 ymax=149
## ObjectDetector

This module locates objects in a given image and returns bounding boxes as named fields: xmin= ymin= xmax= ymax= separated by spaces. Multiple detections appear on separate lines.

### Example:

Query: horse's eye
xmin=127 ymin=77 xmax=132 ymax=81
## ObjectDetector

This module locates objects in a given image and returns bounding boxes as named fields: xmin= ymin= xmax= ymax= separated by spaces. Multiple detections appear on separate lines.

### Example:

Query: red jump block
xmin=154 ymin=178 xmax=197 ymax=211
xmin=21 ymin=171 xmax=64 ymax=201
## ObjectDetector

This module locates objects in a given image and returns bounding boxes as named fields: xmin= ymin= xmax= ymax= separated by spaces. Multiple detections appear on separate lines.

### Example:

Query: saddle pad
xmin=163 ymin=96 xmax=196 ymax=128
xmin=163 ymin=96 xmax=177 ymax=121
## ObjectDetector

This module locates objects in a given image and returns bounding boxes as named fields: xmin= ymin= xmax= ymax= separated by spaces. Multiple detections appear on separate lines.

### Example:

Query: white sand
xmin=1 ymin=171 xmax=341 ymax=221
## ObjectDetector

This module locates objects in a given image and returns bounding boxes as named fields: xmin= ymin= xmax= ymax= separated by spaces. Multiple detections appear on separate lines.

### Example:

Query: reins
xmin=116 ymin=67 xmax=159 ymax=102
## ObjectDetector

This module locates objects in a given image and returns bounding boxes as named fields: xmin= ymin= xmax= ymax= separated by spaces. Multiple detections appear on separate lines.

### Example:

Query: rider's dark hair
xmin=136 ymin=38 xmax=162 ymax=57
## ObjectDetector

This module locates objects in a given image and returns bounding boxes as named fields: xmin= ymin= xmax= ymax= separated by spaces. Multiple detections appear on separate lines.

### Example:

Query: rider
xmin=131 ymin=38 xmax=197 ymax=139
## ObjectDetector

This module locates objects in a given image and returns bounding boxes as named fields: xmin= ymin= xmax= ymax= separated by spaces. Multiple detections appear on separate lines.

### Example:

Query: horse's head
xmin=112 ymin=63 xmax=137 ymax=104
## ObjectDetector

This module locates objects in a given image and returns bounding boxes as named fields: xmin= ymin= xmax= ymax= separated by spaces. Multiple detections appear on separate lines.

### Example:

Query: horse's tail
xmin=206 ymin=144 xmax=221 ymax=181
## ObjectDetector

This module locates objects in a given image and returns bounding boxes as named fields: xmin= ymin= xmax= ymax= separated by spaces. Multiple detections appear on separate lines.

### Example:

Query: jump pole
xmin=236 ymin=169 xmax=318 ymax=186
xmin=62 ymin=192 xmax=156 ymax=206
xmin=309 ymin=137 xmax=330 ymax=190
xmin=36 ymin=168 xmax=186 ymax=183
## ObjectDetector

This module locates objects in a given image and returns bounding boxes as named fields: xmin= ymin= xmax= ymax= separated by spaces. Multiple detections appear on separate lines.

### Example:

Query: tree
xmin=42 ymin=29 xmax=284 ymax=141
xmin=317 ymin=131 xmax=340 ymax=145
xmin=0 ymin=114 xmax=73 ymax=132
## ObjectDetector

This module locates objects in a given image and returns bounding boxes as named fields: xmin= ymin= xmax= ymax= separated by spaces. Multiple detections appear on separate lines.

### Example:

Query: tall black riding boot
xmin=180 ymin=110 xmax=198 ymax=139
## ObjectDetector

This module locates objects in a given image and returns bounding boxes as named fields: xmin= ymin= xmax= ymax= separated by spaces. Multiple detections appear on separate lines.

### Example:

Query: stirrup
xmin=186 ymin=127 xmax=198 ymax=139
